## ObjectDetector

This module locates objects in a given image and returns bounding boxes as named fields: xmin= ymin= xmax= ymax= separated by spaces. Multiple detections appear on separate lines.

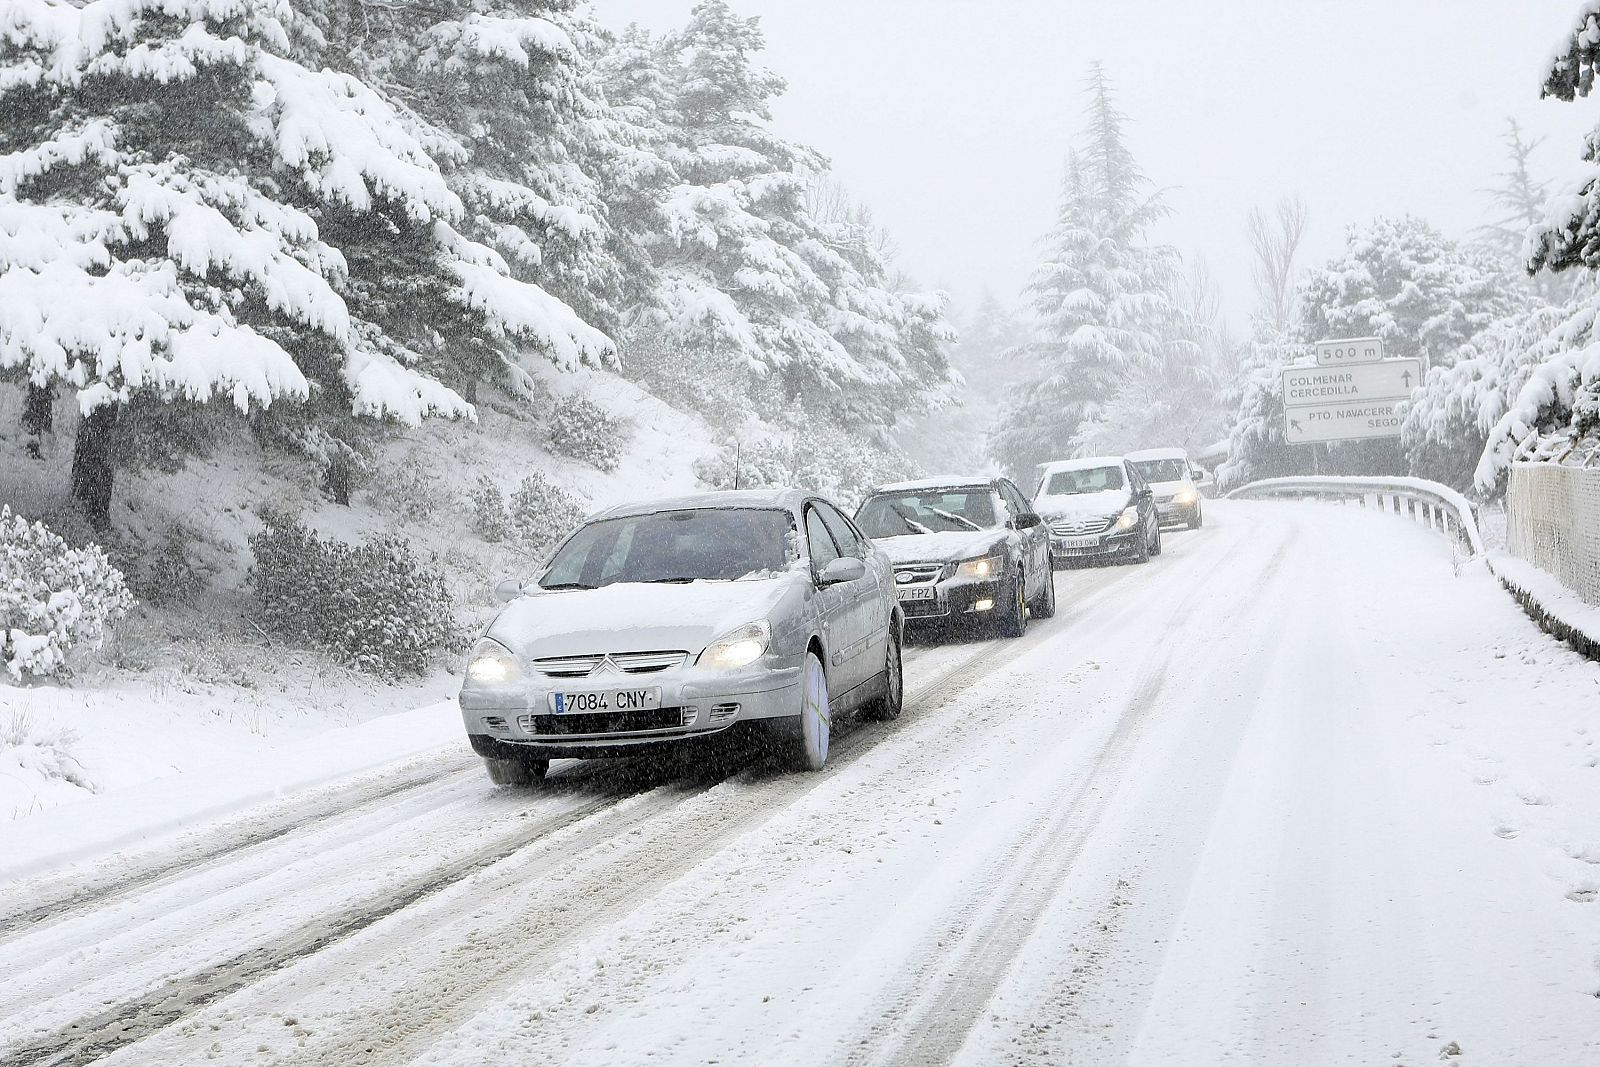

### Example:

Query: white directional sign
xmin=1282 ymin=358 xmax=1422 ymax=409
xmin=1315 ymin=336 xmax=1385 ymax=367
xmin=1284 ymin=399 xmax=1405 ymax=444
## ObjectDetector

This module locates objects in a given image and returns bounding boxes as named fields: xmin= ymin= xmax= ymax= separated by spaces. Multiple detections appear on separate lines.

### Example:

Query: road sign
xmin=1314 ymin=336 xmax=1384 ymax=367
xmin=1282 ymin=358 xmax=1421 ymax=409
xmin=1284 ymin=399 xmax=1405 ymax=444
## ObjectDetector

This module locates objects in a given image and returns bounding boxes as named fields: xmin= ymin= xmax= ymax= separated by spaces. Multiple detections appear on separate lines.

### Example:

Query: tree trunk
xmin=21 ymin=382 xmax=53 ymax=459
xmin=71 ymin=404 xmax=120 ymax=531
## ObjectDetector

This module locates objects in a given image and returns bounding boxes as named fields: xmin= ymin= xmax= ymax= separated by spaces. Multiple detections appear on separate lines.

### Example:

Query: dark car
xmin=1032 ymin=456 xmax=1162 ymax=565
xmin=853 ymin=476 xmax=1054 ymax=637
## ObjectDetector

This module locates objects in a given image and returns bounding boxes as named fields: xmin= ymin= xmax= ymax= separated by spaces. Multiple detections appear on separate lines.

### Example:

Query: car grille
xmin=893 ymin=562 xmax=947 ymax=586
xmin=516 ymin=707 xmax=689 ymax=735
xmin=530 ymin=651 xmax=689 ymax=677
xmin=1049 ymin=516 xmax=1112 ymax=537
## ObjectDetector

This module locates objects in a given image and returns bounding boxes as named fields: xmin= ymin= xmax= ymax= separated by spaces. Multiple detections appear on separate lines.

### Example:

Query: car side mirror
xmin=1138 ymin=488 xmax=1154 ymax=501
xmin=493 ymin=578 xmax=525 ymax=603
xmin=817 ymin=556 xmax=866 ymax=586
xmin=1013 ymin=512 xmax=1042 ymax=530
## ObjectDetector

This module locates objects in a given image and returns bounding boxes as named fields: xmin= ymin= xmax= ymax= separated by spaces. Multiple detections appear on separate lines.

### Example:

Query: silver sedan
xmin=459 ymin=489 xmax=905 ymax=785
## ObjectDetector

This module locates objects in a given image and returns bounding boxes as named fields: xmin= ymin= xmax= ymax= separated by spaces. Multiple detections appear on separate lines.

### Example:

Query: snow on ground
xmin=1 ymin=500 xmax=1596 ymax=1066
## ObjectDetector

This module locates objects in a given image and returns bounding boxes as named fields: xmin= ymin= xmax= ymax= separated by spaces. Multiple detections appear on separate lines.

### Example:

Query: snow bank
xmin=1488 ymin=553 xmax=1600 ymax=658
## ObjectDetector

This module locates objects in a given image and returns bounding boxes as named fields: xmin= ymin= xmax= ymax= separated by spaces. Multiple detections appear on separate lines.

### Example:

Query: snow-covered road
xmin=3 ymin=501 xmax=1598 ymax=1066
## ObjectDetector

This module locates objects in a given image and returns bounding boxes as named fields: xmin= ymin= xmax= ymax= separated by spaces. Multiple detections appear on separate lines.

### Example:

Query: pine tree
xmin=619 ymin=1 xmax=952 ymax=430
xmin=0 ymin=0 xmax=608 ymax=527
xmin=990 ymin=65 xmax=1191 ymax=476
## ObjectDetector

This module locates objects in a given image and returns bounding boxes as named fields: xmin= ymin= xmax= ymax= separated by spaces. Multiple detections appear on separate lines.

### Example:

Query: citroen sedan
xmin=459 ymin=490 xmax=904 ymax=785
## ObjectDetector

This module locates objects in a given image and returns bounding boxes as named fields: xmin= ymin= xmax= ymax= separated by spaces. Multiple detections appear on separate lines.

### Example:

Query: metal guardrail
xmin=1226 ymin=475 xmax=1485 ymax=561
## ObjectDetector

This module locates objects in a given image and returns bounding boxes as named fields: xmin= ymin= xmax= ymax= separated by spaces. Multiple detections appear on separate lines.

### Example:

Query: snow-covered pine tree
xmin=623 ymin=1 xmax=951 ymax=430
xmin=0 ymin=0 xmax=607 ymax=528
xmin=324 ymin=0 xmax=627 ymax=350
xmin=1299 ymin=216 xmax=1517 ymax=372
xmin=1470 ymin=4 xmax=1600 ymax=484
xmin=990 ymin=65 xmax=1190 ymax=476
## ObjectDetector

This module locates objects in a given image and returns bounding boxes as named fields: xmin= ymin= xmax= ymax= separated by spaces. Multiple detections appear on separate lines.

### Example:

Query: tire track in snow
xmin=839 ymin=525 xmax=1291 ymax=1066
xmin=0 ymin=636 xmax=1016 ymax=1067
xmin=0 ymin=750 xmax=479 ymax=940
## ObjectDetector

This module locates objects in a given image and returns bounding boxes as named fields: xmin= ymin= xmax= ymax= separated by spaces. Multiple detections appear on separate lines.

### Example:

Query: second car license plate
xmin=1055 ymin=536 xmax=1099 ymax=549
xmin=549 ymin=688 xmax=661 ymax=714
xmin=896 ymin=587 xmax=935 ymax=601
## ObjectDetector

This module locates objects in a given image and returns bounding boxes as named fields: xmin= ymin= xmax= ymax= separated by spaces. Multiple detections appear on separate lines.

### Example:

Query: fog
xmin=602 ymin=0 xmax=1594 ymax=331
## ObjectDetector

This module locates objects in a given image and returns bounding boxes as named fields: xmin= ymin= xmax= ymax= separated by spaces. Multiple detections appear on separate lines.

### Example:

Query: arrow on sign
xmin=1402 ymin=370 xmax=1412 ymax=387
xmin=1290 ymin=418 xmax=1303 ymax=433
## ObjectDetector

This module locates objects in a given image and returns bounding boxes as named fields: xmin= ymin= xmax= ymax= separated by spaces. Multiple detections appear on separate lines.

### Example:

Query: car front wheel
xmin=1029 ymin=566 xmax=1057 ymax=619
xmin=483 ymin=754 xmax=549 ymax=787
xmin=997 ymin=574 xmax=1028 ymax=638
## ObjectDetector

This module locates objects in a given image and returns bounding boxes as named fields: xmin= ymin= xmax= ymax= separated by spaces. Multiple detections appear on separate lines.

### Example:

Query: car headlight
xmin=1112 ymin=506 xmax=1139 ymax=531
xmin=698 ymin=620 xmax=771 ymax=670
xmin=956 ymin=554 xmax=1004 ymax=579
xmin=1174 ymin=487 xmax=1198 ymax=505
xmin=466 ymin=637 xmax=521 ymax=684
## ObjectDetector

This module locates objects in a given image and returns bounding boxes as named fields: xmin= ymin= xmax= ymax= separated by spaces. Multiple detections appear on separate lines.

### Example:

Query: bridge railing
xmin=1226 ymin=475 xmax=1484 ymax=560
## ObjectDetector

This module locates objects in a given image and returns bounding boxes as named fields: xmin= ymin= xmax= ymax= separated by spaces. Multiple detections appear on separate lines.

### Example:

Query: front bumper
xmin=460 ymin=660 xmax=802 ymax=757
xmin=893 ymin=574 xmax=1006 ymax=623
xmin=1049 ymin=529 xmax=1140 ymax=562
xmin=1156 ymin=499 xmax=1200 ymax=526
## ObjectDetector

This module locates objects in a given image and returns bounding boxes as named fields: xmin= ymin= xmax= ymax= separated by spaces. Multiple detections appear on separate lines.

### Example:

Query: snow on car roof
xmin=1125 ymin=447 xmax=1190 ymax=462
xmin=1037 ymin=456 xmax=1126 ymax=474
xmin=869 ymin=474 xmax=994 ymax=494
xmin=591 ymin=487 xmax=809 ymax=520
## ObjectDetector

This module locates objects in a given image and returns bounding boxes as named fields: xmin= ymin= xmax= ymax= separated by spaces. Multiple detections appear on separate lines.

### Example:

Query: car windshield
xmin=538 ymin=508 xmax=797 ymax=589
xmin=1041 ymin=466 xmax=1124 ymax=496
xmin=1130 ymin=458 xmax=1188 ymax=483
xmin=855 ymin=489 xmax=995 ymax=537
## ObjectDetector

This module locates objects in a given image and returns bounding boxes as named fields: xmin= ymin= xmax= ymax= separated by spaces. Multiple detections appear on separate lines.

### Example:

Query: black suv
xmin=853 ymin=476 xmax=1054 ymax=637
xmin=1032 ymin=457 xmax=1162 ymax=565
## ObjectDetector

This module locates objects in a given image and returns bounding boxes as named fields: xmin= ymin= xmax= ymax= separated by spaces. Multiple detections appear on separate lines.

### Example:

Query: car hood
xmin=874 ymin=530 xmax=1006 ymax=565
xmin=1034 ymin=489 xmax=1129 ymax=521
xmin=486 ymin=577 xmax=799 ymax=658
xmin=1148 ymin=479 xmax=1192 ymax=496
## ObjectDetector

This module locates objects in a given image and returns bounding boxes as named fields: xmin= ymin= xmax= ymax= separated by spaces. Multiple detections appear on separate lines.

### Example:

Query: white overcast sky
xmin=596 ymin=1 xmax=1596 ymax=335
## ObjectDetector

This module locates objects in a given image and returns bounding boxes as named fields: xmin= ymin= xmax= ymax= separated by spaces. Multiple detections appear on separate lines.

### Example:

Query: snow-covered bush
xmin=547 ymin=395 xmax=624 ymax=472
xmin=248 ymin=513 xmax=456 ymax=678
xmin=132 ymin=526 xmax=211 ymax=608
xmin=470 ymin=476 xmax=514 ymax=543
xmin=0 ymin=507 xmax=134 ymax=682
xmin=508 ymin=474 xmax=587 ymax=557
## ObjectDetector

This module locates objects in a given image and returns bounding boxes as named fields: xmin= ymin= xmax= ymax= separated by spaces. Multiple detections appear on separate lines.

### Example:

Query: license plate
xmin=549 ymin=688 xmax=661 ymax=714
xmin=896 ymin=586 xmax=935 ymax=601
xmin=1054 ymin=536 xmax=1099 ymax=549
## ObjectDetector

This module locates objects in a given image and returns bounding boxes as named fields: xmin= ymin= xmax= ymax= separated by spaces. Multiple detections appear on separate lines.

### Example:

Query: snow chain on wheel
xmin=785 ymin=652 xmax=831 ymax=771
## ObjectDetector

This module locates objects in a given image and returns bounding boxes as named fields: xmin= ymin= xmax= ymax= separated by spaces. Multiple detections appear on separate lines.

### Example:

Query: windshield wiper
xmin=641 ymin=576 xmax=699 ymax=584
xmin=540 ymin=581 xmax=596 ymax=591
xmin=926 ymin=506 xmax=983 ymax=532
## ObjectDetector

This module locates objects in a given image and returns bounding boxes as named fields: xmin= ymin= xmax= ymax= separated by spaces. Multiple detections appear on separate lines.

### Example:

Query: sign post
xmin=1284 ymin=339 xmax=1417 ymax=445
